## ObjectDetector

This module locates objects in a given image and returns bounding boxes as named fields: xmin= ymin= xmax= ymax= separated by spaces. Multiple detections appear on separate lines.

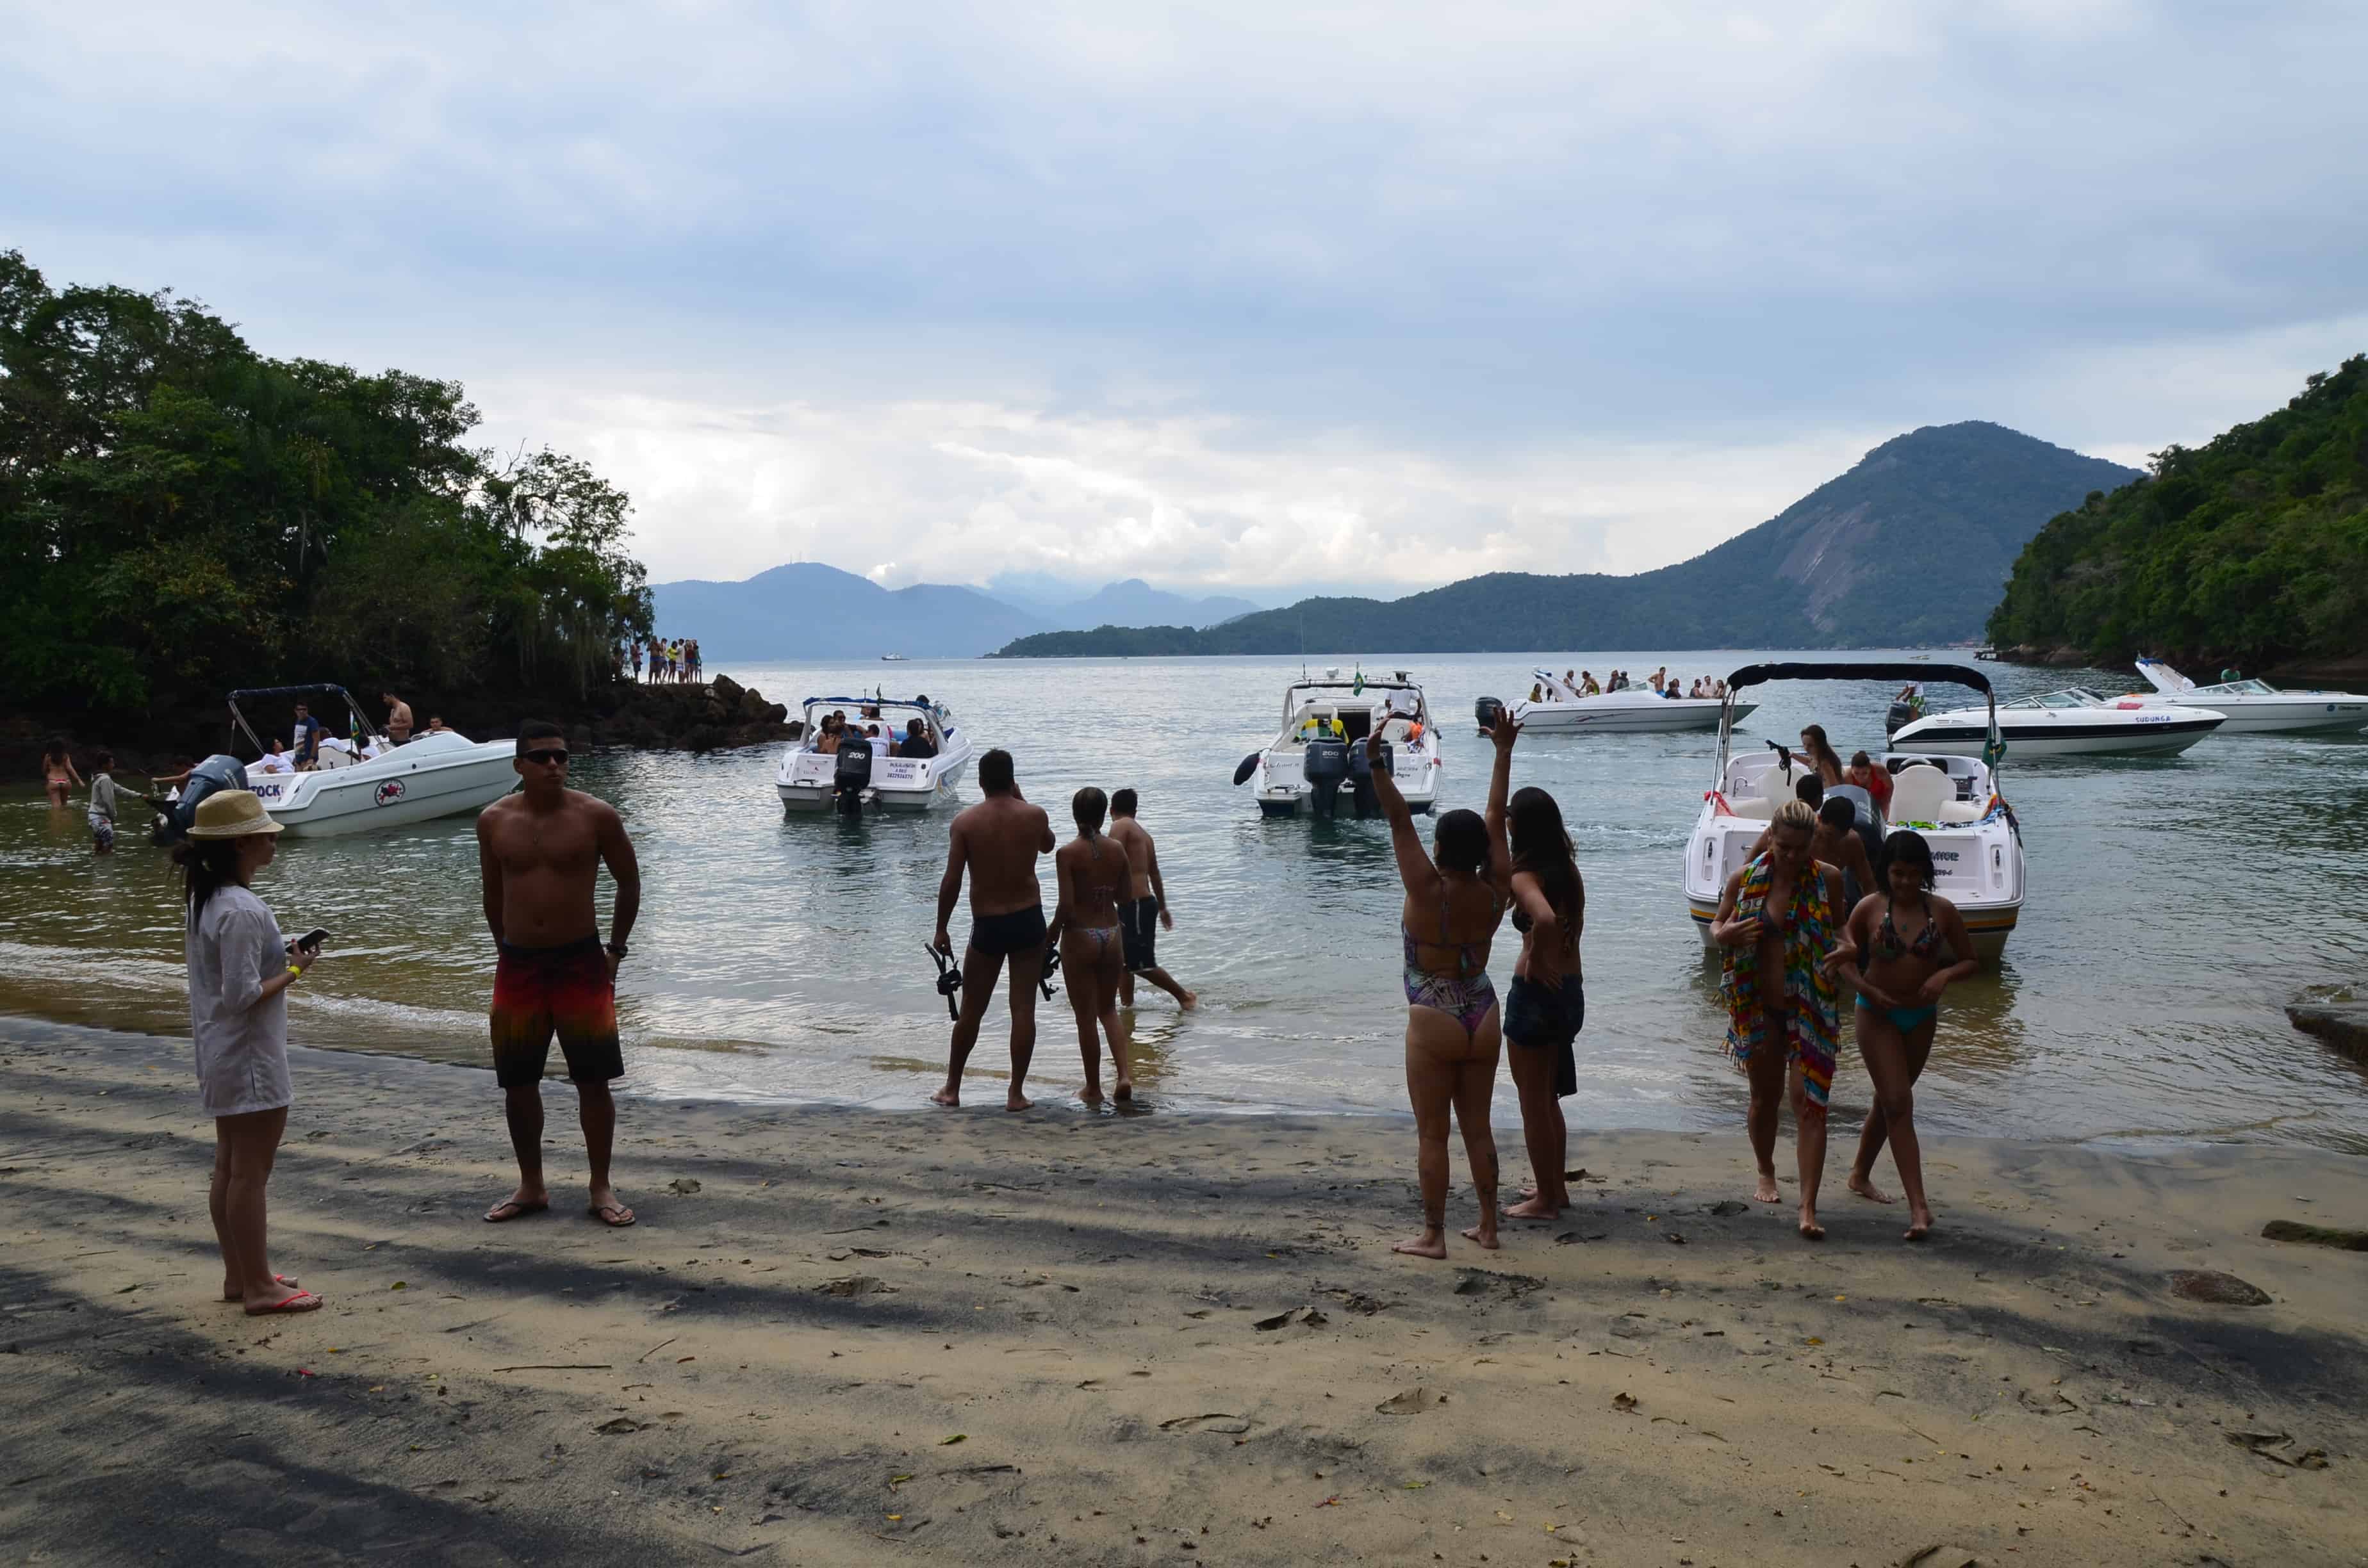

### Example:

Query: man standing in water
xmin=932 ymin=749 xmax=1054 ymax=1110
xmin=477 ymin=721 xmax=643 ymax=1227
xmin=1108 ymin=788 xmax=1197 ymax=1011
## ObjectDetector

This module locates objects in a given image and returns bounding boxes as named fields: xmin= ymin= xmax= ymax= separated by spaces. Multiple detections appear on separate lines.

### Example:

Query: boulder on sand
xmin=2287 ymin=992 xmax=2368 ymax=1066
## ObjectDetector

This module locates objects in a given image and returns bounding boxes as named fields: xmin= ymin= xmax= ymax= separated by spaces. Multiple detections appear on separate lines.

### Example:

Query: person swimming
xmin=1367 ymin=729 xmax=1509 ymax=1260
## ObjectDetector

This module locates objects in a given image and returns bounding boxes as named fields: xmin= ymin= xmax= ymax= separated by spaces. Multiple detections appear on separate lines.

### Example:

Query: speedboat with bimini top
xmin=1682 ymin=662 xmax=2025 ymax=961
xmin=2126 ymin=659 xmax=2368 ymax=734
xmin=1233 ymin=668 xmax=1443 ymax=817
xmin=778 ymin=694 xmax=972 ymax=814
xmin=1889 ymin=685 xmax=2224 ymax=758
xmin=1492 ymin=669 xmax=1753 ymax=733
xmin=227 ymin=685 xmax=518 ymax=836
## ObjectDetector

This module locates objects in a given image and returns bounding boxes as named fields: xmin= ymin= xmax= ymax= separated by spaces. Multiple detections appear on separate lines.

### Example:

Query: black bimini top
xmin=1725 ymin=662 xmax=1992 ymax=698
xmin=227 ymin=683 xmax=363 ymax=705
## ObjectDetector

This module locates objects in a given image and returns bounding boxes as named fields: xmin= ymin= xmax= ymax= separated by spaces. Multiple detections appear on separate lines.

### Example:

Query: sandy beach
xmin=4 ymin=1018 xmax=2365 ymax=1567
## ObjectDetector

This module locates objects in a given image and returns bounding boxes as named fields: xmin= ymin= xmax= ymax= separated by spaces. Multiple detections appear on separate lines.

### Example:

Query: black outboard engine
xmin=1349 ymin=738 xmax=1394 ymax=818
xmin=154 ymin=755 xmax=251 ymax=845
xmin=1884 ymin=699 xmax=1917 ymax=737
xmin=832 ymin=732 xmax=874 ymax=816
xmin=1303 ymin=737 xmax=1350 ymax=819
xmin=1474 ymin=696 xmax=1505 ymax=734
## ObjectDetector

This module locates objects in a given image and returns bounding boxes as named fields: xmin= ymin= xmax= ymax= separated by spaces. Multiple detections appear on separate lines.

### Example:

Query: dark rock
xmin=2167 ymin=1270 xmax=2272 ymax=1306
xmin=711 ymin=673 xmax=746 ymax=706
xmin=2287 ymin=998 xmax=2368 ymax=1065
xmin=2044 ymin=644 xmax=2089 ymax=666
xmin=2262 ymin=1219 xmax=2368 ymax=1251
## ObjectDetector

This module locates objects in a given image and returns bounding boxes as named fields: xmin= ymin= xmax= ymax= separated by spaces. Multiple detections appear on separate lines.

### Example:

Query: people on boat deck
xmin=290 ymin=703 xmax=324 ymax=771
xmin=1662 ymin=682 xmax=1682 ymax=699
xmin=1578 ymin=671 xmax=1600 ymax=694
xmin=898 ymin=719 xmax=937 ymax=759
xmin=932 ymin=749 xmax=1055 ymax=1111
xmin=1846 ymin=751 xmax=1892 ymax=821
xmin=1368 ymin=726 xmax=1510 ymax=1260
xmin=1799 ymin=724 xmax=1846 ymax=787
xmin=1528 ymin=683 xmax=1543 ymax=703
xmin=425 ymin=715 xmax=450 ymax=735
xmin=254 ymin=741 xmax=294 ymax=776
xmin=382 ymin=691 xmax=413 ymax=746
xmin=1831 ymin=830 xmax=1977 ymax=1241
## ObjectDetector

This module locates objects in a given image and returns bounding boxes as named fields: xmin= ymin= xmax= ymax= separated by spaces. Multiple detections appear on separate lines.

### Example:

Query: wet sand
xmin=4 ymin=1017 xmax=2365 ymax=1566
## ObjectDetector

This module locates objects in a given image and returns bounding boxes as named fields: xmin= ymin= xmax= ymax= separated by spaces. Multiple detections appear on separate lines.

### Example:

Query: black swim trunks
xmin=1503 ymin=973 xmax=1584 ymax=1099
xmin=969 ymin=904 xmax=1048 ymax=957
xmin=1119 ymin=896 xmax=1160 ymax=972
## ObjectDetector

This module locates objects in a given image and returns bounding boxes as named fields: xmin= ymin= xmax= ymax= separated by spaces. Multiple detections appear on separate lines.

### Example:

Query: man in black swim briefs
xmin=932 ymin=749 xmax=1056 ymax=1110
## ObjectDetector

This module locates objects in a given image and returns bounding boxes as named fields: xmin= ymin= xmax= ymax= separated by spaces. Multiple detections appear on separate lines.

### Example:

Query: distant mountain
xmin=994 ymin=423 xmax=2139 ymax=657
xmin=651 ymin=562 xmax=1049 ymax=660
xmin=1989 ymin=356 xmax=2368 ymax=668
xmin=984 ymin=575 xmax=1263 ymax=630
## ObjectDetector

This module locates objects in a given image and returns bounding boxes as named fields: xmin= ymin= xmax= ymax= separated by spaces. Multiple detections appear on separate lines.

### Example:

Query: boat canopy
xmin=1715 ymin=661 xmax=2000 ymax=778
xmin=225 ymin=683 xmax=379 ymax=756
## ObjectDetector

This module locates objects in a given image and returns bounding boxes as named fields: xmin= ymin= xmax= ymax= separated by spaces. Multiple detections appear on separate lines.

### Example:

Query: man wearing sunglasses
xmin=477 ymin=721 xmax=643 ymax=1228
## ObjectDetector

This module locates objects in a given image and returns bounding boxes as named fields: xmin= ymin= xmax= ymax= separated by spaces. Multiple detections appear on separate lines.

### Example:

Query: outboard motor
xmin=154 ymin=754 xmax=250 ymax=845
xmin=1349 ymin=738 xmax=1394 ymax=819
xmin=1884 ymin=699 xmax=1918 ymax=737
xmin=1303 ymin=737 xmax=1350 ymax=819
xmin=832 ymin=731 xmax=874 ymax=816
xmin=1474 ymin=696 xmax=1505 ymax=734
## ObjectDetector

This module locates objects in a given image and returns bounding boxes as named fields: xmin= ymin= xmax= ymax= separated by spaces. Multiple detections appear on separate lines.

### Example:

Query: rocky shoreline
xmin=3 ymin=676 xmax=796 ymax=778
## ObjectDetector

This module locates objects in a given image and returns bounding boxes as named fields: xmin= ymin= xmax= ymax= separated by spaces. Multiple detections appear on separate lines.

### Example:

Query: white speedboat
xmin=2126 ymin=659 xmax=2368 ymax=735
xmin=1234 ymin=668 xmax=1443 ymax=817
xmin=1683 ymin=662 xmax=2025 ymax=961
xmin=777 ymin=694 xmax=971 ymax=813
xmin=1891 ymin=686 xmax=2224 ymax=758
xmin=1500 ymin=668 xmax=1753 ymax=733
xmin=229 ymin=685 xmax=516 ymax=836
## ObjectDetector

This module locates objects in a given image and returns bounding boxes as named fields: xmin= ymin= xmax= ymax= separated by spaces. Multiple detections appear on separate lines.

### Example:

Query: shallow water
xmin=7 ymin=649 xmax=2367 ymax=1150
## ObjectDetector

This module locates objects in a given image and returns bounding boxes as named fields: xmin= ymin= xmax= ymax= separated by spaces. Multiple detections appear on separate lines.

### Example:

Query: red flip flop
xmin=244 ymin=1289 xmax=324 ymax=1316
xmin=224 ymin=1273 xmax=300 ymax=1302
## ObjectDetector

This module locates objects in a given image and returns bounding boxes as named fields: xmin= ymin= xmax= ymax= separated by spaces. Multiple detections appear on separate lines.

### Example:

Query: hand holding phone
xmin=292 ymin=927 xmax=330 ymax=952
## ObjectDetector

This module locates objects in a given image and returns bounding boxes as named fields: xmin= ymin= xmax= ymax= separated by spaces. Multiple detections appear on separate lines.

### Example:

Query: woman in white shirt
xmin=175 ymin=790 xmax=324 ymax=1315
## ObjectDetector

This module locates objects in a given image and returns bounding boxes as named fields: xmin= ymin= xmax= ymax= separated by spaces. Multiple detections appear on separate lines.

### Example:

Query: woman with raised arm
xmin=1367 ymin=728 xmax=1511 ymax=1259
xmin=1484 ymin=717 xmax=1586 ymax=1220
xmin=1709 ymin=799 xmax=1849 ymax=1240
xmin=1048 ymin=787 xmax=1135 ymax=1104
xmin=1831 ymin=831 xmax=1977 ymax=1240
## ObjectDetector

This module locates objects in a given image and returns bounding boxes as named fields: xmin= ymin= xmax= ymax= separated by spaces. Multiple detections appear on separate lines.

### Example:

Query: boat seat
xmin=1888 ymin=765 xmax=1952 ymax=824
xmin=1937 ymin=799 xmax=1985 ymax=824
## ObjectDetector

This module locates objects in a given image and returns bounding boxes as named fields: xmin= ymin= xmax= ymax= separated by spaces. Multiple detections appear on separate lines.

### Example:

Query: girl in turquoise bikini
xmin=1711 ymin=799 xmax=1849 ymax=1239
xmin=1833 ymin=831 xmax=1977 ymax=1241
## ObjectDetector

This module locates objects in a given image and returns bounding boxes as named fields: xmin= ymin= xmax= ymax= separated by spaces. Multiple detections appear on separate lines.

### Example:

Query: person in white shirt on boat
xmin=254 ymin=741 xmax=295 ymax=776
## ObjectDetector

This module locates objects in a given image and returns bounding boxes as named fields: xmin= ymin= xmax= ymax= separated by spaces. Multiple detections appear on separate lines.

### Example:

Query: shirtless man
xmin=1107 ymin=788 xmax=1197 ymax=1011
xmin=931 ymin=749 xmax=1054 ymax=1110
xmin=476 ymin=721 xmax=643 ymax=1227
xmin=382 ymin=690 xmax=414 ymax=746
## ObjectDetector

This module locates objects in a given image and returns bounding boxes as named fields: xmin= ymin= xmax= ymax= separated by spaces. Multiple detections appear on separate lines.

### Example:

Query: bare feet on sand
xmin=930 ymin=1086 xmax=961 ymax=1107
xmin=224 ymin=1272 xmax=298 ymax=1301
xmin=1080 ymin=1082 xmax=1105 ymax=1106
xmin=1114 ymin=1079 xmax=1133 ymax=1101
xmin=1905 ymin=1207 xmax=1934 ymax=1241
xmin=1797 ymin=1207 xmax=1825 ymax=1241
xmin=1392 ymin=1230 xmax=1449 ymax=1259
xmin=1459 ymin=1225 xmax=1501 ymax=1250
xmin=1504 ymin=1195 xmax=1560 ymax=1220
xmin=1753 ymin=1172 xmax=1782 ymax=1204
xmin=1005 ymin=1090 xmax=1032 ymax=1111
xmin=1848 ymin=1171 xmax=1896 ymax=1204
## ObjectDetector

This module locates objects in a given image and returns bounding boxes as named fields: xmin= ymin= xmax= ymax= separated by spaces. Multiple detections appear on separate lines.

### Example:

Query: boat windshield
xmin=2198 ymin=679 xmax=2278 ymax=696
xmin=2006 ymin=689 xmax=2105 ymax=710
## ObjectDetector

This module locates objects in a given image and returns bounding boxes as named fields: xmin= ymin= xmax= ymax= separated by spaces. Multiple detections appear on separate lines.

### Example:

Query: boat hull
xmin=1253 ymin=746 xmax=1442 ymax=816
xmin=776 ymin=741 xmax=972 ymax=812
xmin=2133 ymin=699 xmax=2368 ymax=734
xmin=1891 ymin=714 xmax=2222 ymax=758
xmin=1511 ymin=697 xmax=1755 ymax=733
xmin=252 ymin=740 xmax=518 ymax=836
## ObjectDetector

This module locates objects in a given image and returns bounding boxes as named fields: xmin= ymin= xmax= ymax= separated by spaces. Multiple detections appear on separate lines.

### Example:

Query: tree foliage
xmin=1987 ymin=357 xmax=2368 ymax=664
xmin=0 ymin=250 xmax=651 ymax=716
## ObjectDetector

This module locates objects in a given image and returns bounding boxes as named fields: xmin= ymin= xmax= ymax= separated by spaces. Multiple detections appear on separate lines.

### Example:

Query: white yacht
xmin=2125 ymin=659 xmax=2368 ymax=734
xmin=1890 ymin=685 xmax=2224 ymax=758
xmin=777 ymin=694 xmax=971 ymax=813
xmin=1683 ymin=662 xmax=2025 ymax=961
xmin=1502 ymin=668 xmax=1753 ymax=733
xmin=1235 ymin=669 xmax=1443 ymax=817
xmin=229 ymin=686 xmax=517 ymax=836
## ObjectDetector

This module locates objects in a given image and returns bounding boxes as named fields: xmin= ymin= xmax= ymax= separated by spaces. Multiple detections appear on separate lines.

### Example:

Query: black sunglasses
xmin=522 ymin=748 xmax=570 ymax=765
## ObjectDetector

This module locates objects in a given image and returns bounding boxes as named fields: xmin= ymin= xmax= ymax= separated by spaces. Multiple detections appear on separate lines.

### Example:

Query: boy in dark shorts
xmin=1108 ymin=789 xmax=1196 ymax=1010
xmin=476 ymin=721 xmax=642 ymax=1227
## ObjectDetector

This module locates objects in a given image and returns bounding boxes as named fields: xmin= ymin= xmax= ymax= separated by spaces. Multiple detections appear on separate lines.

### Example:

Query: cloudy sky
xmin=9 ymin=2 xmax=2364 ymax=596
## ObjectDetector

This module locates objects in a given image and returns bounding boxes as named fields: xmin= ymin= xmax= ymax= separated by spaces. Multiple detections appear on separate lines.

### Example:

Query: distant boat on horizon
xmin=880 ymin=653 xmax=908 ymax=662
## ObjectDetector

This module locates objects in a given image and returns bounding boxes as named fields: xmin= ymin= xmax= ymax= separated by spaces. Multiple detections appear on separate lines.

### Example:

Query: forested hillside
xmin=0 ymin=250 xmax=650 ymax=721
xmin=998 ymin=422 xmax=2132 ymax=657
xmin=1988 ymin=357 xmax=2368 ymax=667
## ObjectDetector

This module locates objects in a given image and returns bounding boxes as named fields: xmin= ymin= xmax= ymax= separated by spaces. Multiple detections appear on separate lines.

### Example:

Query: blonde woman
xmin=176 ymin=790 xmax=324 ymax=1314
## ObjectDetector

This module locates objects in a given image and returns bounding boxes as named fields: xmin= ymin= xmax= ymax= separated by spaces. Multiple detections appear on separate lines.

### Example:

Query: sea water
xmin=4 ymin=650 xmax=2365 ymax=1152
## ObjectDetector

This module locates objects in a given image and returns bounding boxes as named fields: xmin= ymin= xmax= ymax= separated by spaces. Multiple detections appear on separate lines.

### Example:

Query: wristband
xmin=605 ymin=942 xmax=629 ymax=959
xmin=287 ymin=963 xmax=303 ymax=976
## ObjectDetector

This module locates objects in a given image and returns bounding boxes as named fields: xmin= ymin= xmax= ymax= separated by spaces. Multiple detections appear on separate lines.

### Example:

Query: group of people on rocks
xmin=632 ymin=637 xmax=701 ymax=684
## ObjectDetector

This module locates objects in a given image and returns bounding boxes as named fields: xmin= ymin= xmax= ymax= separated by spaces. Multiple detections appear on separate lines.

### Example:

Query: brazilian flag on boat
xmin=1352 ymin=667 xmax=1365 ymax=695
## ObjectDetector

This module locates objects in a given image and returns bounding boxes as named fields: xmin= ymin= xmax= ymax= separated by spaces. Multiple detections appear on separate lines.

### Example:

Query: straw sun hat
xmin=185 ymin=789 xmax=285 ymax=838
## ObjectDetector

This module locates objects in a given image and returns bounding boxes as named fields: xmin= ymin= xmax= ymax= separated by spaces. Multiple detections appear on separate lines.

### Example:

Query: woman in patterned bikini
xmin=1711 ymin=799 xmax=1850 ymax=1239
xmin=1834 ymin=831 xmax=1977 ymax=1240
xmin=1367 ymin=730 xmax=1511 ymax=1260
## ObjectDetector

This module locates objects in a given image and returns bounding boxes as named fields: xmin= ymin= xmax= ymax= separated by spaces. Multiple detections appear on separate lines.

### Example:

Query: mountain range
xmin=649 ymin=568 xmax=1260 ymax=660
xmin=994 ymin=422 xmax=2140 ymax=657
